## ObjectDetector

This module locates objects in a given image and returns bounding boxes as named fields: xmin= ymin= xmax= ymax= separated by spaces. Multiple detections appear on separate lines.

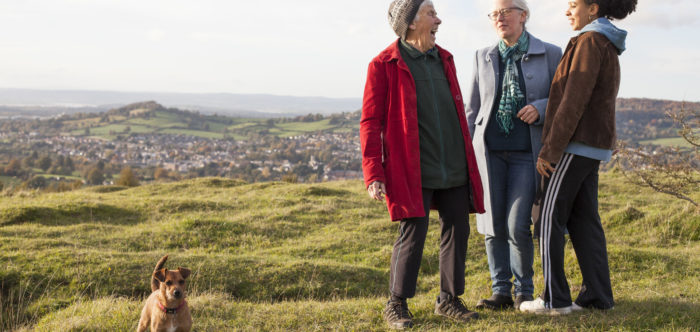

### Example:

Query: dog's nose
xmin=174 ymin=290 xmax=182 ymax=298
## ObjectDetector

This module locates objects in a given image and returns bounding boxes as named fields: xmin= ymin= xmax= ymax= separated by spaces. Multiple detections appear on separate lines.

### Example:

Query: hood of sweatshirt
xmin=580 ymin=17 xmax=627 ymax=55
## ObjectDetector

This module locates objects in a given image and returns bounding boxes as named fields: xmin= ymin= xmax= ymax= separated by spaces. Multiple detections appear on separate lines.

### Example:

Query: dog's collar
xmin=158 ymin=300 xmax=186 ymax=315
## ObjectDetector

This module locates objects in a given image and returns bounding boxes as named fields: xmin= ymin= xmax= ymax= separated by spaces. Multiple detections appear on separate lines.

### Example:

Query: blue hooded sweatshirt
xmin=580 ymin=17 xmax=627 ymax=55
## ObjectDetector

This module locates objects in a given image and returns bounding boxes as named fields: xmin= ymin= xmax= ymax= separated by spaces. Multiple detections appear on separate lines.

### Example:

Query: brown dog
xmin=137 ymin=255 xmax=192 ymax=332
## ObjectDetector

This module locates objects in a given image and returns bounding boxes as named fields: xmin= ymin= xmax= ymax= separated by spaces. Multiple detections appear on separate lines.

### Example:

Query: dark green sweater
xmin=399 ymin=40 xmax=467 ymax=189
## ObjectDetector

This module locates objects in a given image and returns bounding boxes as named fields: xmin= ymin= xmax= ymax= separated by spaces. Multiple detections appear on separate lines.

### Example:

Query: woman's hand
xmin=517 ymin=105 xmax=540 ymax=124
xmin=367 ymin=181 xmax=387 ymax=202
xmin=536 ymin=157 xmax=556 ymax=178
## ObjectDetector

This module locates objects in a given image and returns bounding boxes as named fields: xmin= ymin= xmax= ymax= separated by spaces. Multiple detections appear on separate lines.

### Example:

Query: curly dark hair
xmin=584 ymin=0 xmax=638 ymax=20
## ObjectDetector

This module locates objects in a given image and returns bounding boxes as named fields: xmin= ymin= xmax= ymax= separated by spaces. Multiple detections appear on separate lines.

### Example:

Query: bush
xmin=3 ymin=159 xmax=21 ymax=176
xmin=86 ymin=168 xmax=105 ymax=185
xmin=37 ymin=156 xmax=52 ymax=172
xmin=115 ymin=167 xmax=140 ymax=187
xmin=44 ymin=180 xmax=83 ymax=193
xmin=23 ymin=176 xmax=47 ymax=190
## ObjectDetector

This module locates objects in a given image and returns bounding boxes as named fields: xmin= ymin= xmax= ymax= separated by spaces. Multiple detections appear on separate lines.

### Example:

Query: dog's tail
xmin=151 ymin=255 xmax=168 ymax=292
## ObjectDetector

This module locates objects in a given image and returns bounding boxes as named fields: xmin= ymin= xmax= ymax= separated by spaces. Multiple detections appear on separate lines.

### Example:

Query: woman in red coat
xmin=360 ymin=0 xmax=484 ymax=329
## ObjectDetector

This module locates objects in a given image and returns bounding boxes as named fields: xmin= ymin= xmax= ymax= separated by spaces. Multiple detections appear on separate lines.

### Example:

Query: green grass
xmin=70 ymin=124 xmax=151 ymax=137
xmin=125 ymin=118 xmax=181 ymax=129
xmin=227 ymin=121 xmax=263 ymax=130
xmin=158 ymin=128 xmax=224 ymax=139
xmin=276 ymin=119 xmax=334 ymax=132
xmin=0 ymin=173 xmax=698 ymax=331
xmin=639 ymin=136 xmax=694 ymax=148
xmin=63 ymin=117 xmax=102 ymax=127
xmin=60 ymin=110 xmax=357 ymax=141
xmin=37 ymin=174 xmax=83 ymax=181
xmin=268 ymin=119 xmax=342 ymax=137
xmin=124 ymin=111 xmax=185 ymax=128
xmin=66 ymin=110 xmax=236 ymax=140
xmin=0 ymin=176 xmax=21 ymax=187
xmin=204 ymin=121 xmax=229 ymax=133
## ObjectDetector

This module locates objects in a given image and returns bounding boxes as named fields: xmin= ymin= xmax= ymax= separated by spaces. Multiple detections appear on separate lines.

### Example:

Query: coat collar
xmin=399 ymin=39 xmax=440 ymax=59
xmin=486 ymin=31 xmax=546 ymax=60
xmin=378 ymin=39 xmax=453 ymax=66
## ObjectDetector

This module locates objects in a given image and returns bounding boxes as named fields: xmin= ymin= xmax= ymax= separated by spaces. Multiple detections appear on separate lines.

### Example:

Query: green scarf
xmin=497 ymin=32 xmax=529 ymax=136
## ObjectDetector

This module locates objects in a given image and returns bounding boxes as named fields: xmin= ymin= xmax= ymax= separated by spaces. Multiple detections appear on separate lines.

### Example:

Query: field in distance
xmin=58 ymin=101 xmax=358 ymax=141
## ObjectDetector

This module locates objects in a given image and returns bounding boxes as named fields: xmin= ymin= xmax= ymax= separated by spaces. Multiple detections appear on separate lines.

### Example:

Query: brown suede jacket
xmin=539 ymin=31 xmax=621 ymax=164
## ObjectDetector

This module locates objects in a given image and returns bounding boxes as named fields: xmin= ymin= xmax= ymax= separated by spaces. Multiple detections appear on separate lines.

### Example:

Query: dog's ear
xmin=154 ymin=268 xmax=168 ymax=283
xmin=178 ymin=267 xmax=191 ymax=279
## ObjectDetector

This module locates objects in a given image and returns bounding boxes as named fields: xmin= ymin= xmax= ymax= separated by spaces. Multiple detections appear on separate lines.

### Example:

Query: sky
xmin=0 ymin=0 xmax=699 ymax=102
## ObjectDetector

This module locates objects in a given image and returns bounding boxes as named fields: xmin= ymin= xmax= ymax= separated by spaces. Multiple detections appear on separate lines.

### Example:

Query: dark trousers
xmin=389 ymin=185 xmax=470 ymax=299
xmin=533 ymin=153 xmax=614 ymax=309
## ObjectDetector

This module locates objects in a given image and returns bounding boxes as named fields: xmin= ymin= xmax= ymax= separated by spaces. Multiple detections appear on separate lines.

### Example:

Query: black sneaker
xmin=434 ymin=295 xmax=479 ymax=322
xmin=475 ymin=294 xmax=514 ymax=310
xmin=514 ymin=294 xmax=534 ymax=311
xmin=383 ymin=300 xmax=414 ymax=330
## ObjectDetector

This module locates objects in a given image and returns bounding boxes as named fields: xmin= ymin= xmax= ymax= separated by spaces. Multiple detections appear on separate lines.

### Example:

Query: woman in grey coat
xmin=466 ymin=0 xmax=562 ymax=311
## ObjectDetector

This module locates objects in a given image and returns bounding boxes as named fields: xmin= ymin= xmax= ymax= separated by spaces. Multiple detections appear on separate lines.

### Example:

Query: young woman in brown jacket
xmin=519 ymin=0 xmax=637 ymax=315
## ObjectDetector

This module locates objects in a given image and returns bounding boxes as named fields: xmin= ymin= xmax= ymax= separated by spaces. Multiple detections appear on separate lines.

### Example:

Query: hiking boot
xmin=514 ymin=294 xmax=534 ymax=311
xmin=476 ymin=293 xmax=513 ymax=310
xmin=434 ymin=295 xmax=479 ymax=322
xmin=519 ymin=297 xmax=572 ymax=316
xmin=383 ymin=300 xmax=413 ymax=330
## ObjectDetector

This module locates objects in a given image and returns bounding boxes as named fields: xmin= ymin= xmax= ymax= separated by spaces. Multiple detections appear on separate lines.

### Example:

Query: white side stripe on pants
xmin=540 ymin=153 xmax=574 ymax=308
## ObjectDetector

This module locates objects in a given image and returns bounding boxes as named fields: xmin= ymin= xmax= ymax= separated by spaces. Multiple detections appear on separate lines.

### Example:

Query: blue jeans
xmin=485 ymin=151 xmax=535 ymax=296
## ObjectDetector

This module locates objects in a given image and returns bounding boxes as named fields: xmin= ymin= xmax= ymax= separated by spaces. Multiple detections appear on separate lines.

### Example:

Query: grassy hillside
xmin=640 ymin=129 xmax=700 ymax=148
xmin=66 ymin=110 xmax=356 ymax=140
xmin=55 ymin=102 xmax=359 ymax=141
xmin=0 ymin=172 xmax=698 ymax=331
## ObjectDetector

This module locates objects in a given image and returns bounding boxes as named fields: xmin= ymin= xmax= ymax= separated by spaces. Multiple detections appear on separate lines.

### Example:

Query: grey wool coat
xmin=466 ymin=32 xmax=562 ymax=236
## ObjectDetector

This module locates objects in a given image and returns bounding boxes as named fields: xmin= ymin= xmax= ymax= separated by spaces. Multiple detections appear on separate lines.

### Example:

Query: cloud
xmin=147 ymin=29 xmax=166 ymax=42
xmin=624 ymin=11 xmax=699 ymax=29
xmin=0 ymin=0 xmax=699 ymax=100
xmin=534 ymin=0 xmax=700 ymax=29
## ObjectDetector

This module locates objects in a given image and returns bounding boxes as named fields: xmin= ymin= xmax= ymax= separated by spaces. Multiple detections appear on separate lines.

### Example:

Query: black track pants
xmin=533 ymin=153 xmax=614 ymax=309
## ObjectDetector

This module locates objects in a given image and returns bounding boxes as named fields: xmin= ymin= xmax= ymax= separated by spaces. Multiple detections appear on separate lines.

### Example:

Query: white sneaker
xmin=519 ymin=298 xmax=548 ymax=314
xmin=519 ymin=298 xmax=573 ymax=316
xmin=571 ymin=302 xmax=585 ymax=311
xmin=549 ymin=305 xmax=573 ymax=316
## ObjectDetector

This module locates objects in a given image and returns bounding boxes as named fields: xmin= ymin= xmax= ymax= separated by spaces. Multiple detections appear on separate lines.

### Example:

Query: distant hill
xmin=0 ymin=101 xmax=360 ymax=141
xmin=2 ymin=97 xmax=696 ymax=144
xmin=615 ymin=98 xmax=699 ymax=143
xmin=0 ymin=88 xmax=361 ymax=118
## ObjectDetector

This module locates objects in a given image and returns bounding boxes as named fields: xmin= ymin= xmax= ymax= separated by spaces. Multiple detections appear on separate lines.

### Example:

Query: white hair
xmin=413 ymin=0 xmax=434 ymax=23
xmin=510 ymin=0 xmax=530 ymax=27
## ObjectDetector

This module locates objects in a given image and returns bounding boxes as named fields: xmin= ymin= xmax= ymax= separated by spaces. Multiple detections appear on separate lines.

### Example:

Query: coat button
xmin=524 ymin=56 xmax=529 ymax=62
xmin=526 ymin=74 xmax=533 ymax=79
xmin=456 ymin=95 xmax=462 ymax=101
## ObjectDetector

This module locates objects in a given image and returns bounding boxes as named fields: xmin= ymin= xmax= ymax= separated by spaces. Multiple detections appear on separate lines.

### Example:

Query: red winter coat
xmin=360 ymin=40 xmax=485 ymax=221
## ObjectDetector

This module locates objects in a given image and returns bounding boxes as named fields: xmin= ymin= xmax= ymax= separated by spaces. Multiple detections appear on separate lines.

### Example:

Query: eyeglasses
xmin=487 ymin=7 xmax=523 ymax=21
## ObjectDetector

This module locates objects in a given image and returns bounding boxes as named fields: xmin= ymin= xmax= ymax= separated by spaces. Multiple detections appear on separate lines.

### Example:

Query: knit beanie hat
xmin=388 ymin=0 xmax=425 ymax=39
